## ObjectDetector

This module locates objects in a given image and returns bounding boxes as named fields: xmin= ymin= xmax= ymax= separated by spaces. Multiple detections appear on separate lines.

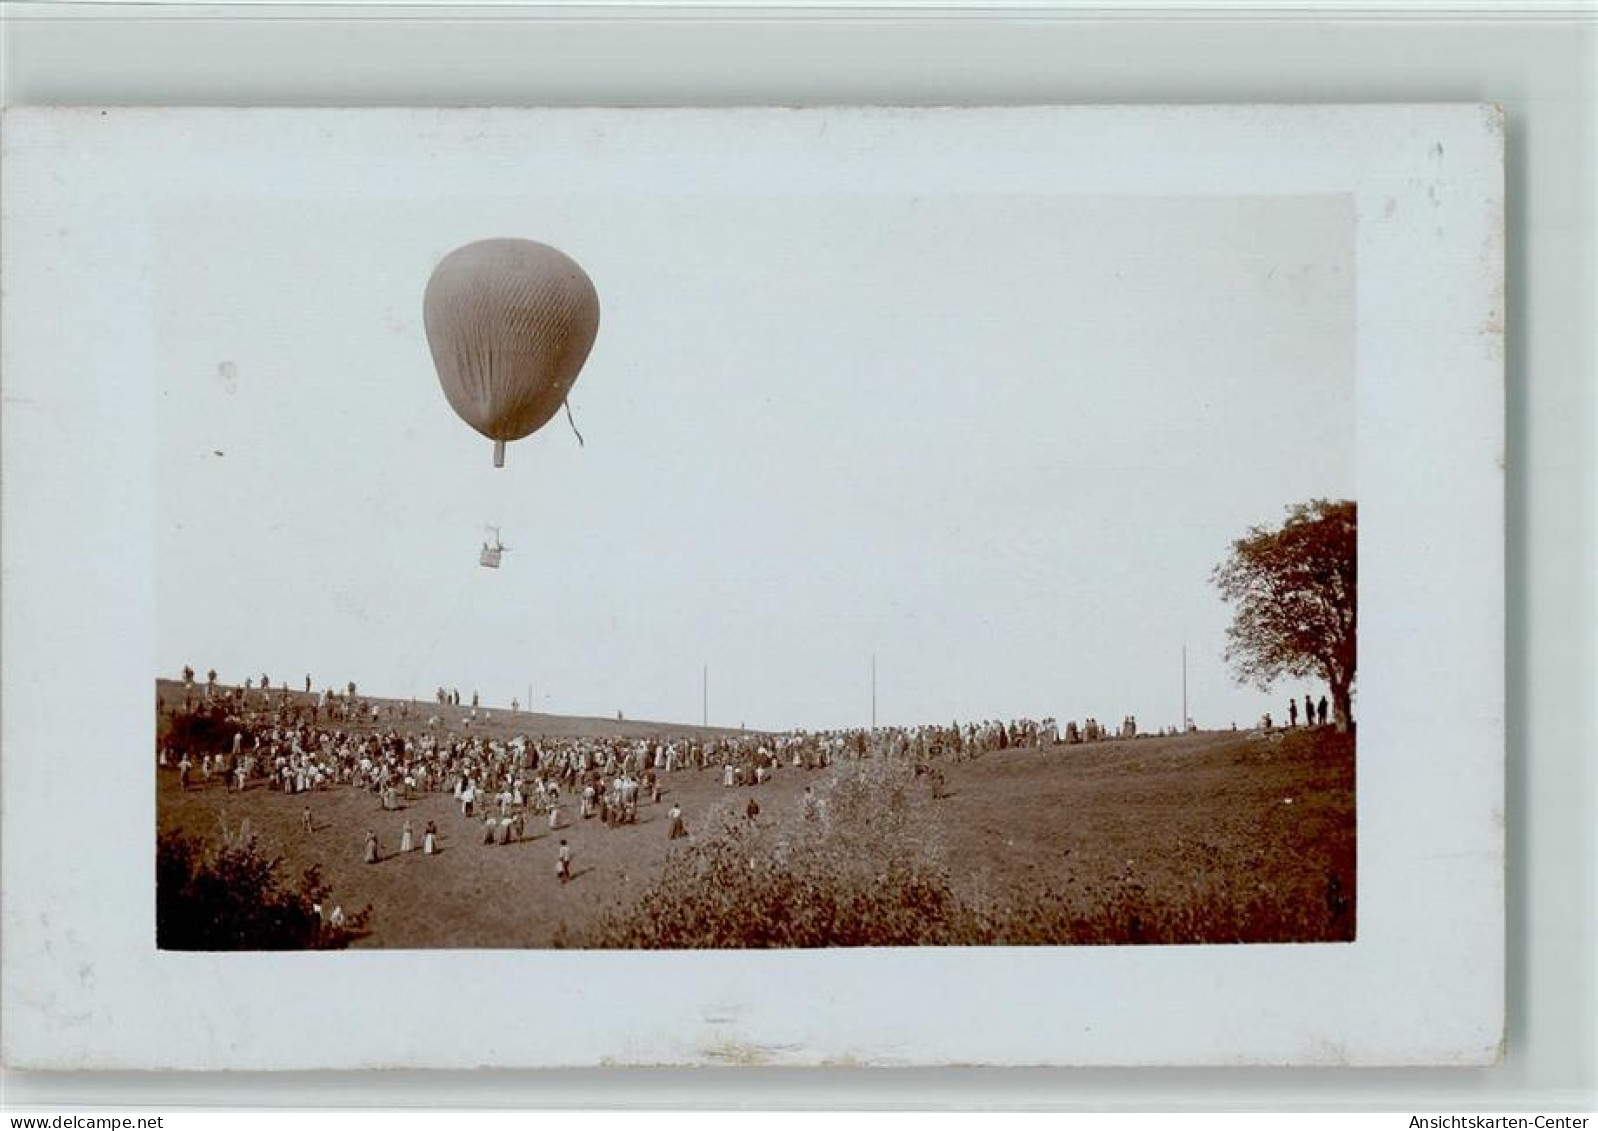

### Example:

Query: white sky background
xmin=157 ymin=189 xmax=1353 ymax=732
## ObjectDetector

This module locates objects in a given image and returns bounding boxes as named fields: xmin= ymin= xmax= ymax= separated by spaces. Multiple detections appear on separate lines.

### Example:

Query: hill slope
xmin=156 ymin=679 xmax=757 ymax=742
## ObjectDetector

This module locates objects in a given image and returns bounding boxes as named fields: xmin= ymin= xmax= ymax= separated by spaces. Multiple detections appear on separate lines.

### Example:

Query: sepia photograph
xmin=149 ymin=122 xmax=1356 ymax=952
xmin=3 ymin=104 xmax=1503 ymax=1068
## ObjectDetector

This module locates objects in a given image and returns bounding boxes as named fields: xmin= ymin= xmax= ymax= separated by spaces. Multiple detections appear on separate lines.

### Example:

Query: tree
xmin=1212 ymin=499 xmax=1357 ymax=732
xmin=157 ymin=828 xmax=366 ymax=950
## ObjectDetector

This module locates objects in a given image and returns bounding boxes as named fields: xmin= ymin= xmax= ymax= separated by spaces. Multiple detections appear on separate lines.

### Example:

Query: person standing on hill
xmin=801 ymin=786 xmax=819 ymax=821
xmin=1318 ymin=696 xmax=1329 ymax=726
xmin=1304 ymin=694 xmax=1315 ymax=728
xmin=364 ymin=830 xmax=379 ymax=865
xmin=1288 ymin=699 xmax=1299 ymax=727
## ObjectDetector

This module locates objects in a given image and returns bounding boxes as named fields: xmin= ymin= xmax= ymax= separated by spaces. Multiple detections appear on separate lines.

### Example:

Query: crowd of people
xmin=1259 ymin=693 xmax=1332 ymax=732
xmin=160 ymin=667 xmax=1179 ymax=883
xmin=171 ymin=667 xmax=420 ymax=727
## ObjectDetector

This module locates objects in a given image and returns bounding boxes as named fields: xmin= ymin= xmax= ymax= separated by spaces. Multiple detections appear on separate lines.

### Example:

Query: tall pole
xmin=702 ymin=664 xmax=708 ymax=728
xmin=1181 ymin=644 xmax=1188 ymax=734
xmin=871 ymin=653 xmax=877 ymax=729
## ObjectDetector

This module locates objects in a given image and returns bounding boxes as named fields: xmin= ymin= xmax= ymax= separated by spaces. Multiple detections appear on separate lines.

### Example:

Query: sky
xmin=156 ymin=187 xmax=1353 ymax=733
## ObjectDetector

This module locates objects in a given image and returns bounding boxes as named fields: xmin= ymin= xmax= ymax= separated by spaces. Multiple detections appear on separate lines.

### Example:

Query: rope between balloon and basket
xmin=563 ymin=398 xmax=585 ymax=448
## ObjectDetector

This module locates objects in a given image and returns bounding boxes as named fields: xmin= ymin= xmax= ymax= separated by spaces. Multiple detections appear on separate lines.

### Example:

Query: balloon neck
xmin=492 ymin=441 xmax=506 ymax=469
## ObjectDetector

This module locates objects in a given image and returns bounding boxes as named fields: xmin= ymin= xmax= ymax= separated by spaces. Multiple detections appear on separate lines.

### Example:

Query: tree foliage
xmin=158 ymin=705 xmax=237 ymax=757
xmin=157 ymin=828 xmax=365 ymax=950
xmin=1212 ymin=499 xmax=1357 ymax=730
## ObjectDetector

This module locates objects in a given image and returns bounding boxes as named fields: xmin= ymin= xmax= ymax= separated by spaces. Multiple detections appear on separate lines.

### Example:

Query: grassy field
xmin=934 ymin=727 xmax=1354 ymax=943
xmin=156 ymin=709 xmax=1354 ymax=948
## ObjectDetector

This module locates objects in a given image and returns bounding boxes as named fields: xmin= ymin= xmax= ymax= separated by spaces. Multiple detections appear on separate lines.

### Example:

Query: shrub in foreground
xmin=571 ymin=759 xmax=974 ymax=948
xmin=157 ymin=828 xmax=368 ymax=950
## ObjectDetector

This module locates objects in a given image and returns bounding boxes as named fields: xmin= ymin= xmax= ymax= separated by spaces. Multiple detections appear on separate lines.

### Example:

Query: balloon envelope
xmin=423 ymin=238 xmax=600 ymax=451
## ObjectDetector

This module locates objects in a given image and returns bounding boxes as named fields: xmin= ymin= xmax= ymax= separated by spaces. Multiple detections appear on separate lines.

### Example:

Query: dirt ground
xmin=158 ymin=760 xmax=831 ymax=948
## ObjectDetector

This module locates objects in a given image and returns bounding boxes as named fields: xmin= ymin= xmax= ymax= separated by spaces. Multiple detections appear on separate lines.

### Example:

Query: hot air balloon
xmin=424 ymin=238 xmax=600 ymax=468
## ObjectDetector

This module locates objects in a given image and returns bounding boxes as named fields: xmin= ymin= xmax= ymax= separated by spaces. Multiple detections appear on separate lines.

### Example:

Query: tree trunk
xmin=1332 ymin=680 xmax=1355 ymax=734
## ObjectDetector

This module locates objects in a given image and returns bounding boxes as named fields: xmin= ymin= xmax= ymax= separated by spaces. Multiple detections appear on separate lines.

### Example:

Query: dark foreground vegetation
xmin=157 ymin=826 xmax=369 ymax=950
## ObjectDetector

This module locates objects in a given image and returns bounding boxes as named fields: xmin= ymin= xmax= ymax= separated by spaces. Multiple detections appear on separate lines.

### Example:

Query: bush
xmin=571 ymin=759 xmax=978 ymax=948
xmin=159 ymin=706 xmax=238 ymax=757
xmin=156 ymin=827 xmax=368 ymax=950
